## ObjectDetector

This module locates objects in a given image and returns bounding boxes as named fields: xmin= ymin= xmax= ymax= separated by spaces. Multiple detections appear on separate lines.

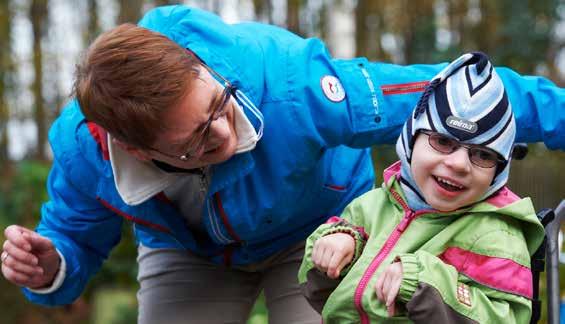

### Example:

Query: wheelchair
xmin=511 ymin=143 xmax=562 ymax=324
xmin=530 ymin=200 xmax=564 ymax=324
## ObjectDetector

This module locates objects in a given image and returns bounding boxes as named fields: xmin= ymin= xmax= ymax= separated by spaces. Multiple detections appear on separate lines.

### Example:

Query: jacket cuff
xmin=397 ymin=253 xmax=420 ymax=302
xmin=319 ymin=222 xmax=368 ymax=275
xmin=27 ymin=248 xmax=66 ymax=294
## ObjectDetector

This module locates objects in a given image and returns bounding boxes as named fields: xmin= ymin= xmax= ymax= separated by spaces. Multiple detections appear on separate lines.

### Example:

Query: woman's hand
xmin=2 ymin=225 xmax=61 ymax=289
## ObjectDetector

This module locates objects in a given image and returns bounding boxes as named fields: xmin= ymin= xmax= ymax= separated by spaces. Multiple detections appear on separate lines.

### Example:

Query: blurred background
xmin=0 ymin=0 xmax=563 ymax=323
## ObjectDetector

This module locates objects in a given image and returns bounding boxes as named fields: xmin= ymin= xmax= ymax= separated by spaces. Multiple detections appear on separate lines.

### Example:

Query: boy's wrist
xmin=318 ymin=223 xmax=367 ymax=276
xmin=27 ymin=248 xmax=66 ymax=294
xmin=396 ymin=253 xmax=420 ymax=302
xmin=324 ymin=226 xmax=365 ymax=255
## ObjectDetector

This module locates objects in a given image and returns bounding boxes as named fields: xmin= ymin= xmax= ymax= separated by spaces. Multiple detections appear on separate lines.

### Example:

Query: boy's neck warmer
xmin=395 ymin=52 xmax=516 ymax=211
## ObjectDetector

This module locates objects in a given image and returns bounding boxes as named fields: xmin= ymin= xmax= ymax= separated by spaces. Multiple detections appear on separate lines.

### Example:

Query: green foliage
xmin=0 ymin=160 xmax=90 ymax=323
xmin=0 ymin=160 xmax=50 ymax=228
xmin=92 ymin=288 xmax=137 ymax=324
xmin=0 ymin=159 xmax=139 ymax=323
xmin=488 ymin=0 xmax=556 ymax=74
xmin=84 ymin=223 xmax=138 ymax=300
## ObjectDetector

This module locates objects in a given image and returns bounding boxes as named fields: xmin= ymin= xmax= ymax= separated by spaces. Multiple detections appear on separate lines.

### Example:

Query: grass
xmin=92 ymin=288 xmax=137 ymax=324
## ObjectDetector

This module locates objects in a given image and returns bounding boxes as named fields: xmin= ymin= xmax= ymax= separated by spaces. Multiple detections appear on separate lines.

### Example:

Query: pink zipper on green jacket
xmin=353 ymin=189 xmax=430 ymax=323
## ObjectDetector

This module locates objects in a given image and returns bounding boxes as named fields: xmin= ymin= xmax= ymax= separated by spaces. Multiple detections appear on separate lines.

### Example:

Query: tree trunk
xmin=118 ymin=0 xmax=143 ymax=24
xmin=252 ymin=0 xmax=272 ymax=23
xmin=85 ymin=0 xmax=100 ymax=44
xmin=446 ymin=0 xmax=471 ymax=50
xmin=0 ymin=0 xmax=11 ymax=161
xmin=355 ymin=0 xmax=388 ymax=60
xmin=153 ymin=0 xmax=177 ymax=6
xmin=317 ymin=0 xmax=328 ymax=42
xmin=30 ymin=0 xmax=48 ymax=161
xmin=355 ymin=0 xmax=369 ymax=58
xmin=286 ymin=0 xmax=302 ymax=36
xmin=401 ymin=0 xmax=436 ymax=64
xmin=474 ymin=0 xmax=499 ymax=54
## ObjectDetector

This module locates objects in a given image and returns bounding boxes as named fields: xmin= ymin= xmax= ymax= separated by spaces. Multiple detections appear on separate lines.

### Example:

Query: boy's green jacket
xmin=298 ymin=162 xmax=545 ymax=324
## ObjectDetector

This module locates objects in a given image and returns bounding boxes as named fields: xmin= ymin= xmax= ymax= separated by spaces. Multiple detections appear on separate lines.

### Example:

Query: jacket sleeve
xmin=298 ymin=201 xmax=369 ymax=312
xmin=288 ymin=41 xmax=564 ymax=149
xmin=395 ymin=245 xmax=533 ymax=323
xmin=308 ymin=56 xmax=565 ymax=150
xmin=138 ymin=5 xmax=564 ymax=150
xmin=333 ymin=59 xmax=564 ymax=149
xmin=21 ymin=153 xmax=123 ymax=306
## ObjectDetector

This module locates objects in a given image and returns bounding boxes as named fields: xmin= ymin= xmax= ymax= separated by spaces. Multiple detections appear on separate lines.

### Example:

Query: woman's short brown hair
xmin=74 ymin=23 xmax=200 ymax=149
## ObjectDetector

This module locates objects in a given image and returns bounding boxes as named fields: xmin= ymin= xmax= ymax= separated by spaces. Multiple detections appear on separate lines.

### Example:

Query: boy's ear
xmin=112 ymin=138 xmax=152 ymax=161
xmin=511 ymin=143 xmax=528 ymax=160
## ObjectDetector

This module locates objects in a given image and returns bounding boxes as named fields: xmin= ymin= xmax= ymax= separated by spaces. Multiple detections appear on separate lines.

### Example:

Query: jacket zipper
xmin=353 ymin=189 xmax=426 ymax=323
xmin=381 ymin=81 xmax=429 ymax=95
xmin=201 ymin=168 xmax=240 ymax=248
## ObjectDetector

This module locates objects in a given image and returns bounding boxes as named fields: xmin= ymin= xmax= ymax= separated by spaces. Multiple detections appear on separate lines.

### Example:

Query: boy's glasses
xmin=419 ymin=130 xmax=504 ymax=168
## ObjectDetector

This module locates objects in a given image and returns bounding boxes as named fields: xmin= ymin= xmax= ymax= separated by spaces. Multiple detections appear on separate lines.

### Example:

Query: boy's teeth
xmin=436 ymin=176 xmax=463 ymax=189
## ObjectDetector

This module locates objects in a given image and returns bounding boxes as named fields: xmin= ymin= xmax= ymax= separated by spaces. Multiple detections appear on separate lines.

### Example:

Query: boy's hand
xmin=311 ymin=232 xmax=355 ymax=279
xmin=2 ymin=225 xmax=61 ymax=289
xmin=375 ymin=261 xmax=403 ymax=317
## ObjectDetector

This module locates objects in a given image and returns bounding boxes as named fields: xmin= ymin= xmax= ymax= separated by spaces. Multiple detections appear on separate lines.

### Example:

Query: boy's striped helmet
xmin=396 ymin=52 xmax=516 ymax=210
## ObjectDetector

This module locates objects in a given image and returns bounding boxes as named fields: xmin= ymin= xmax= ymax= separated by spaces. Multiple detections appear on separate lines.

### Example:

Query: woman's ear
xmin=112 ymin=138 xmax=152 ymax=161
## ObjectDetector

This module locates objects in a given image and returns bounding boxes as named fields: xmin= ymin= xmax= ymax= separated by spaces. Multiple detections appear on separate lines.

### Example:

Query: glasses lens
xmin=182 ymin=88 xmax=231 ymax=159
xmin=180 ymin=64 xmax=234 ymax=160
xmin=212 ymin=87 xmax=232 ymax=119
xmin=181 ymin=127 xmax=210 ymax=159
xmin=469 ymin=147 xmax=499 ymax=168
xmin=428 ymin=133 xmax=458 ymax=154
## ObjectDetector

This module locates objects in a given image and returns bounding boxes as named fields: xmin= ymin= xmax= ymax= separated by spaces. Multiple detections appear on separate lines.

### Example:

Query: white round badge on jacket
xmin=321 ymin=75 xmax=346 ymax=102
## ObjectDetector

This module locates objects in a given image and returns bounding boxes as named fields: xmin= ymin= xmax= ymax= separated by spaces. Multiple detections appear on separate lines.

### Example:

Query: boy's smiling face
xmin=410 ymin=132 xmax=496 ymax=212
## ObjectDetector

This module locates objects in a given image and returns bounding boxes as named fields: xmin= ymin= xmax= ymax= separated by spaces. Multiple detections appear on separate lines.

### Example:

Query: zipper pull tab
xmin=397 ymin=211 xmax=415 ymax=233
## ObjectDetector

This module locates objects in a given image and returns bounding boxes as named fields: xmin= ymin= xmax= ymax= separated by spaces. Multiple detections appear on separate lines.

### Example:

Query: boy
xmin=298 ymin=52 xmax=545 ymax=323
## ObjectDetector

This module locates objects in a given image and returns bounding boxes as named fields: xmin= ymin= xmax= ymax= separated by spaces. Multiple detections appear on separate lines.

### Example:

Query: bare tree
xmin=252 ymin=0 xmax=272 ymax=23
xmin=153 ymin=0 xmax=178 ymax=6
xmin=287 ymin=0 xmax=302 ymax=36
xmin=317 ymin=0 xmax=328 ymax=41
xmin=473 ymin=0 xmax=499 ymax=52
xmin=0 ymin=0 xmax=11 ymax=161
xmin=118 ymin=0 xmax=144 ymax=24
xmin=85 ymin=0 xmax=100 ymax=44
xmin=355 ymin=0 xmax=389 ymax=61
xmin=445 ymin=0 xmax=471 ymax=50
xmin=30 ymin=0 xmax=48 ymax=160
xmin=398 ymin=0 xmax=436 ymax=63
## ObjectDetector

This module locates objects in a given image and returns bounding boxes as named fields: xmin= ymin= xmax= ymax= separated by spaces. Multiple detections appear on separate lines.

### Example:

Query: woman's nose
xmin=206 ymin=115 xmax=230 ymax=143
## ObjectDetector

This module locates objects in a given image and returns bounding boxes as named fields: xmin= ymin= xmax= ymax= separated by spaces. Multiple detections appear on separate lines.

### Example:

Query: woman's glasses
xmin=150 ymin=62 xmax=235 ymax=161
xmin=179 ymin=64 xmax=235 ymax=160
